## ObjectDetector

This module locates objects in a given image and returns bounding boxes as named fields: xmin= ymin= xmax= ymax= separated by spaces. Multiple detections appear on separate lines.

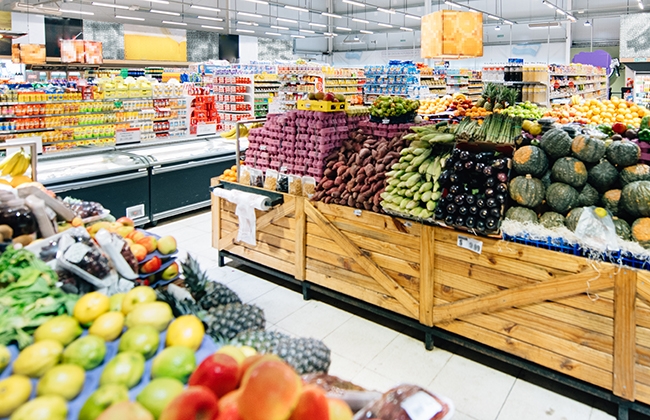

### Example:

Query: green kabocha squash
xmin=601 ymin=189 xmax=622 ymax=216
xmin=587 ymin=160 xmax=619 ymax=192
xmin=613 ymin=217 xmax=633 ymax=241
xmin=541 ymin=170 xmax=552 ymax=189
xmin=512 ymin=145 xmax=548 ymax=178
xmin=561 ymin=126 xmax=578 ymax=139
xmin=571 ymin=135 xmax=606 ymax=163
xmin=509 ymin=175 xmax=545 ymax=208
xmin=606 ymin=139 xmax=641 ymax=167
xmin=551 ymin=157 xmax=588 ymax=189
xmin=577 ymin=183 xmax=600 ymax=207
xmin=565 ymin=207 xmax=586 ymax=232
xmin=540 ymin=128 xmax=572 ymax=160
xmin=620 ymin=164 xmax=650 ymax=186
xmin=505 ymin=206 xmax=538 ymax=223
xmin=539 ymin=212 xmax=566 ymax=229
xmin=546 ymin=182 xmax=579 ymax=214
xmin=632 ymin=218 xmax=650 ymax=248
xmin=621 ymin=180 xmax=650 ymax=218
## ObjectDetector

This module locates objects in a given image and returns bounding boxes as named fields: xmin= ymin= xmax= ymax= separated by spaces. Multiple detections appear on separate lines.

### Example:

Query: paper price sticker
xmin=401 ymin=391 xmax=443 ymax=420
xmin=457 ymin=235 xmax=483 ymax=255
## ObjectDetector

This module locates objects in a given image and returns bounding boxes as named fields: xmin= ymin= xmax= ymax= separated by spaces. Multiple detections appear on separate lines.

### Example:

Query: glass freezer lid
xmin=127 ymin=139 xmax=238 ymax=165
xmin=37 ymin=152 xmax=145 ymax=183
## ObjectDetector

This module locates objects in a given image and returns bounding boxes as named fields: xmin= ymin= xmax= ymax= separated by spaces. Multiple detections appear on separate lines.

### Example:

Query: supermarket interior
xmin=4 ymin=1 xmax=650 ymax=420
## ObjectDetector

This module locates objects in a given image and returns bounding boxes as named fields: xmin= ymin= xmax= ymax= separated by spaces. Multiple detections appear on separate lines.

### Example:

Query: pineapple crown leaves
xmin=156 ymin=288 xmax=208 ymax=320
xmin=181 ymin=254 xmax=210 ymax=301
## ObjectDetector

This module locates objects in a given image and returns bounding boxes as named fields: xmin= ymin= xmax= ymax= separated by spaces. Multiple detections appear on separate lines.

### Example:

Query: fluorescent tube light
xmin=266 ymin=32 xmax=281 ymax=36
xmin=300 ymin=29 xmax=315 ymax=33
xmin=360 ymin=29 xmax=373 ymax=34
xmin=59 ymin=9 xmax=94 ymax=14
xmin=197 ymin=16 xmax=223 ymax=21
xmin=116 ymin=15 xmax=145 ymax=20
xmin=337 ymin=26 xmax=352 ymax=31
xmin=444 ymin=1 xmax=464 ymax=8
xmin=322 ymin=12 xmax=342 ymax=18
xmin=503 ymin=19 xmax=514 ymax=25
xmin=150 ymin=9 xmax=179 ymax=15
xmin=404 ymin=14 xmax=420 ymax=20
xmin=487 ymin=14 xmax=500 ymax=20
xmin=237 ymin=29 xmax=255 ymax=33
xmin=377 ymin=22 xmax=392 ymax=27
xmin=291 ymin=34 xmax=305 ymax=38
xmin=277 ymin=17 xmax=298 ymax=23
xmin=244 ymin=0 xmax=267 ymax=4
xmin=162 ymin=20 xmax=186 ymax=25
xmin=238 ymin=21 xmax=259 ymax=26
xmin=285 ymin=5 xmax=309 ymax=12
xmin=309 ymin=22 xmax=326 ymax=27
xmin=400 ymin=26 xmax=413 ymax=31
xmin=190 ymin=5 xmax=219 ymax=12
xmin=271 ymin=25 xmax=289 ymax=30
xmin=343 ymin=0 xmax=365 ymax=6
xmin=528 ymin=22 xmax=560 ymax=28
xmin=238 ymin=12 xmax=262 ymax=18
xmin=92 ymin=2 xmax=129 ymax=9
xmin=639 ymin=1 xmax=645 ymax=9
xmin=140 ymin=0 xmax=168 ymax=4
xmin=201 ymin=25 xmax=223 ymax=29
xmin=377 ymin=7 xmax=395 ymax=14
xmin=324 ymin=32 xmax=337 ymax=36
xmin=352 ymin=18 xmax=369 ymax=23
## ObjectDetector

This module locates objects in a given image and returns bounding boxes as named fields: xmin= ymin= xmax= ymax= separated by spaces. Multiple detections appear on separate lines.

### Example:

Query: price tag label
xmin=353 ymin=209 xmax=362 ymax=217
xmin=457 ymin=235 xmax=483 ymax=254
xmin=115 ymin=128 xmax=141 ymax=145
xmin=382 ymin=118 xmax=390 ymax=124
xmin=401 ymin=392 xmax=443 ymax=420
xmin=259 ymin=145 xmax=267 ymax=151
xmin=197 ymin=122 xmax=217 ymax=136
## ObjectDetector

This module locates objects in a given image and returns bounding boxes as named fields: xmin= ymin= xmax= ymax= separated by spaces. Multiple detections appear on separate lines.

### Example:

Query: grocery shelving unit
xmin=254 ymin=77 xmax=280 ymax=118
xmin=549 ymin=72 xmax=608 ymax=102
xmin=276 ymin=67 xmax=323 ymax=112
xmin=633 ymin=74 xmax=650 ymax=106
xmin=323 ymin=68 xmax=365 ymax=106
xmin=212 ymin=75 xmax=255 ymax=132
xmin=419 ymin=74 xmax=447 ymax=97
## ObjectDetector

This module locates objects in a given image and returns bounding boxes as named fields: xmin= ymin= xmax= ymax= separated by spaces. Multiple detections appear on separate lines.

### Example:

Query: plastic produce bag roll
xmin=212 ymin=188 xmax=272 ymax=246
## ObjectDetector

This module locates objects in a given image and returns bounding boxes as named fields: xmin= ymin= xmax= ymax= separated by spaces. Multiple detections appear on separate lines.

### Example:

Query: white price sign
xmin=197 ymin=122 xmax=217 ymax=136
xmin=457 ymin=235 xmax=483 ymax=255
xmin=115 ymin=128 xmax=141 ymax=145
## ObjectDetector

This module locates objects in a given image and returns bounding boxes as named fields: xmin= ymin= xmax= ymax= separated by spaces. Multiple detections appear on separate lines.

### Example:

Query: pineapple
xmin=233 ymin=330 xmax=331 ymax=375
xmin=204 ymin=303 xmax=265 ymax=341
xmin=182 ymin=255 xmax=242 ymax=309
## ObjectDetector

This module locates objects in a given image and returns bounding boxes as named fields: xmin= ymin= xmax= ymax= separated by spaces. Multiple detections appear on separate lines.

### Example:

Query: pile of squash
xmin=505 ymin=126 xmax=650 ymax=248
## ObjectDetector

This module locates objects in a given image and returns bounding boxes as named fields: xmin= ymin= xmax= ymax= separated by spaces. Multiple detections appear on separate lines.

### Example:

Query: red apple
xmin=215 ymin=405 xmax=242 ymax=420
xmin=117 ymin=217 xmax=135 ymax=227
xmin=137 ymin=236 xmax=158 ymax=254
xmin=130 ymin=244 xmax=148 ymax=262
xmin=141 ymin=256 xmax=162 ymax=274
xmin=188 ymin=354 xmax=240 ymax=399
xmin=159 ymin=386 xmax=219 ymax=420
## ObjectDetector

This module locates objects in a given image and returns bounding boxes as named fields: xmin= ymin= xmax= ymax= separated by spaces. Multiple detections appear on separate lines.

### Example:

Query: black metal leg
xmin=618 ymin=402 xmax=630 ymax=420
xmin=425 ymin=331 xmax=435 ymax=351
xmin=302 ymin=282 xmax=311 ymax=301
xmin=217 ymin=251 xmax=225 ymax=268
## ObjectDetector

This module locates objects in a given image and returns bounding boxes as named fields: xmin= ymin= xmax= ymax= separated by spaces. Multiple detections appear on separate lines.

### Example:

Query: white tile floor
xmin=151 ymin=210 xmax=617 ymax=420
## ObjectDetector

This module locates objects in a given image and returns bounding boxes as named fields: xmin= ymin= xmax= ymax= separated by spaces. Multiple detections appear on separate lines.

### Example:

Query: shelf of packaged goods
xmin=154 ymin=129 xmax=188 ymax=134
xmin=325 ymin=84 xmax=362 ymax=88
xmin=0 ymin=127 xmax=55 ymax=135
xmin=498 ymin=81 xmax=548 ymax=85
xmin=50 ymin=122 xmax=119 ymax=130
xmin=254 ymin=84 xmax=281 ymax=88
xmin=420 ymin=75 xmax=444 ymax=79
xmin=0 ymin=97 xmax=185 ymax=106
xmin=43 ymin=135 xmax=116 ymax=145
xmin=0 ymin=110 xmax=127 ymax=118
xmin=550 ymin=73 xmax=607 ymax=77
xmin=550 ymin=87 xmax=607 ymax=100
xmin=278 ymin=73 xmax=322 ymax=78
xmin=219 ymin=110 xmax=254 ymax=114
xmin=324 ymin=76 xmax=363 ymax=80
xmin=551 ymin=79 xmax=608 ymax=87
xmin=213 ymin=83 xmax=253 ymax=87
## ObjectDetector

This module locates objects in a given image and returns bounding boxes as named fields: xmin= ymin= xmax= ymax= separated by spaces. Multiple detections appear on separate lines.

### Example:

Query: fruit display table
xmin=212 ymin=180 xmax=650 ymax=416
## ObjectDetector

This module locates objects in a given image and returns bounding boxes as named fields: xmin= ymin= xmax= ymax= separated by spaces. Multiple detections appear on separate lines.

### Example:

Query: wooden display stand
xmin=211 ymin=179 xmax=650 ymax=415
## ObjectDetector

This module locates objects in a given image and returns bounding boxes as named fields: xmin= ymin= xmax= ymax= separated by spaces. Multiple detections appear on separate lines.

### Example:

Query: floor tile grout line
xmin=492 ymin=377 xmax=518 ymax=420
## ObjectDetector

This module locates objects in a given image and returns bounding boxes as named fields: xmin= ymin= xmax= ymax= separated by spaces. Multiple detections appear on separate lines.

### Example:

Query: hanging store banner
xmin=421 ymin=10 xmax=483 ymax=59
xmin=124 ymin=24 xmax=187 ymax=62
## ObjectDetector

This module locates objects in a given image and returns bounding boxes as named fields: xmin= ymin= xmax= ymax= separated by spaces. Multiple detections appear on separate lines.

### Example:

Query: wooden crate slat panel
xmin=227 ymin=244 xmax=294 ymax=275
xmin=314 ymin=201 xmax=422 ymax=236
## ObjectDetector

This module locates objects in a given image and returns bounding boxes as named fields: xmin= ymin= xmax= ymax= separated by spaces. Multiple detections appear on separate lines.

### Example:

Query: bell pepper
xmin=641 ymin=116 xmax=650 ymax=130
xmin=638 ymin=128 xmax=650 ymax=142
xmin=612 ymin=122 xmax=628 ymax=135
xmin=597 ymin=124 xmax=614 ymax=136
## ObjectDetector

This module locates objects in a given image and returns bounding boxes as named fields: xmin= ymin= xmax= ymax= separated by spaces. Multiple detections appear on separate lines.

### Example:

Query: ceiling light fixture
xmin=337 ymin=26 xmax=352 ymax=30
xmin=639 ymin=1 xmax=645 ymax=9
xmin=400 ymin=26 xmax=413 ymax=31
xmin=277 ymin=17 xmax=298 ymax=23
xmin=238 ymin=11 xmax=262 ymax=18
xmin=377 ymin=22 xmax=392 ymax=27
xmin=487 ymin=14 xmax=500 ymax=20
xmin=266 ymin=32 xmax=281 ymax=35
xmin=300 ymin=29 xmax=315 ymax=33
xmin=360 ymin=29 xmax=373 ymax=34
xmin=162 ymin=20 xmax=186 ymax=25
xmin=285 ymin=5 xmax=309 ymax=12
xmin=190 ymin=5 xmax=219 ymax=12
xmin=323 ymin=32 xmax=337 ymax=36
xmin=92 ymin=2 xmax=129 ymax=9
xmin=445 ymin=0 xmax=516 ymax=24
xmin=150 ymin=9 xmax=179 ymax=15
xmin=352 ymin=18 xmax=369 ymax=23
xmin=495 ymin=25 xmax=501 ymax=30
xmin=140 ymin=0 xmax=168 ymax=4
xmin=244 ymin=0 xmax=267 ymax=4
xmin=201 ymin=25 xmax=223 ymax=29
xmin=444 ymin=1 xmax=464 ymax=8
xmin=59 ymin=9 xmax=94 ymax=14
xmin=271 ymin=25 xmax=290 ymax=30
xmin=309 ymin=22 xmax=326 ymax=27
xmin=343 ymin=0 xmax=365 ymax=6
xmin=116 ymin=15 xmax=145 ymax=20
xmin=322 ymin=12 xmax=342 ymax=18
xmin=291 ymin=34 xmax=305 ymax=38
xmin=238 ymin=21 xmax=259 ymax=26
xmin=377 ymin=7 xmax=395 ymax=14
xmin=583 ymin=20 xmax=591 ymax=26
xmin=197 ymin=16 xmax=223 ymax=21
xmin=528 ymin=21 xmax=560 ymax=28
xmin=404 ymin=14 xmax=421 ymax=20
xmin=237 ymin=29 xmax=255 ymax=33
xmin=541 ymin=0 xmax=577 ymax=21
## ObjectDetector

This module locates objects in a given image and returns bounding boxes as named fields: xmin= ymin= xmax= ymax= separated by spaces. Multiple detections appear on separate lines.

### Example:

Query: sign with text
xmin=116 ymin=128 xmax=141 ymax=145
xmin=196 ymin=122 xmax=217 ymax=136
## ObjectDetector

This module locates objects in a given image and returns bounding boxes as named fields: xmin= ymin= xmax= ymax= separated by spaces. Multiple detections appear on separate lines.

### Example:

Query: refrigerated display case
xmin=36 ymin=135 xmax=241 ymax=225
xmin=37 ymin=149 xmax=151 ymax=225
xmin=121 ymin=137 xmax=238 ymax=223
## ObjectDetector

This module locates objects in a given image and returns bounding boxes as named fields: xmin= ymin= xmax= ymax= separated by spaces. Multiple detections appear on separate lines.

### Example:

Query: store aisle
xmin=151 ymin=210 xmax=616 ymax=420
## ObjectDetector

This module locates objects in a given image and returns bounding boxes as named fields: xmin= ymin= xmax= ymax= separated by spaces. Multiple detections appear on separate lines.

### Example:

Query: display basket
xmin=369 ymin=111 xmax=416 ymax=125
xmin=502 ymin=233 xmax=582 ymax=256
xmin=297 ymin=100 xmax=347 ymax=112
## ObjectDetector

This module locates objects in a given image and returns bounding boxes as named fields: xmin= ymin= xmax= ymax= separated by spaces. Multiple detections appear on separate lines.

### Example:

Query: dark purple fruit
xmin=490 ymin=207 xmax=502 ymax=218
xmin=446 ymin=203 xmax=457 ymax=214
xmin=444 ymin=194 xmax=455 ymax=204
xmin=455 ymin=216 xmax=465 ymax=226
xmin=449 ymin=184 xmax=462 ymax=195
xmin=459 ymin=206 xmax=468 ymax=216
xmin=476 ymin=198 xmax=486 ymax=208
xmin=479 ymin=208 xmax=489 ymax=219
xmin=460 ymin=150 xmax=471 ymax=161
xmin=449 ymin=174 xmax=460 ymax=184
xmin=496 ymin=183 xmax=508 ymax=194
xmin=492 ymin=159 xmax=507 ymax=170
xmin=454 ymin=194 xmax=465 ymax=205
xmin=454 ymin=161 xmax=464 ymax=172
xmin=464 ymin=161 xmax=474 ymax=171
xmin=497 ymin=172 xmax=508 ymax=183
xmin=495 ymin=194 xmax=507 ymax=205
xmin=466 ymin=217 xmax=476 ymax=228
xmin=474 ymin=162 xmax=485 ymax=173
xmin=486 ymin=217 xmax=498 ymax=230
xmin=439 ymin=170 xmax=451 ymax=185
xmin=485 ymin=188 xmax=495 ymax=197
xmin=452 ymin=148 xmax=462 ymax=159
xmin=483 ymin=166 xmax=494 ymax=177
xmin=469 ymin=205 xmax=478 ymax=215
xmin=445 ymin=215 xmax=455 ymax=225
xmin=465 ymin=195 xmax=476 ymax=206
xmin=485 ymin=177 xmax=497 ymax=188
xmin=476 ymin=220 xmax=486 ymax=231
xmin=435 ymin=208 xmax=445 ymax=219
xmin=487 ymin=197 xmax=498 ymax=208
